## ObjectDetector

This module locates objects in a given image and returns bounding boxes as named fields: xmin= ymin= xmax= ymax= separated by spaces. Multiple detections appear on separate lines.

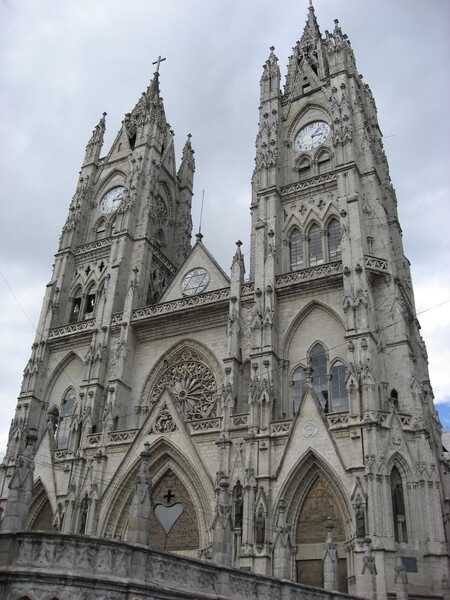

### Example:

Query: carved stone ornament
xmin=150 ymin=348 xmax=217 ymax=420
xmin=151 ymin=403 xmax=177 ymax=433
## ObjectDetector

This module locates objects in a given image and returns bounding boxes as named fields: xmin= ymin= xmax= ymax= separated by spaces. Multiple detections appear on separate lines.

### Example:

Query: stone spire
xmin=299 ymin=0 xmax=321 ymax=48
xmin=260 ymin=46 xmax=281 ymax=101
xmin=177 ymin=133 xmax=195 ymax=191
xmin=83 ymin=112 xmax=106 ymax=166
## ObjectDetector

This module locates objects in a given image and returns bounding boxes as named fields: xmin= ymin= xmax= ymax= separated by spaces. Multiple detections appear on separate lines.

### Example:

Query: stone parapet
xmin=0 ymin=532 xmax=362 ymax=600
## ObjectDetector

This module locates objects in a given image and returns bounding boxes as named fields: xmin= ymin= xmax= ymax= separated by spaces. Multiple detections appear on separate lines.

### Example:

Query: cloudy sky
xmin=1 ymin=0 xmax=449 ymax=452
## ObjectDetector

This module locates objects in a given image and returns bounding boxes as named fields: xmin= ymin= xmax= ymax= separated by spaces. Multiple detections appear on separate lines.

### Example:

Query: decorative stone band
xmin=107 ymin=429 xmax=139 ymax=444
xmin=74 ymin=237 xmax=113 ymax=255
xmin=280 ymin=172 xmax=337 ymax=196
xmin=327 ymin=411 xmax=418 ymax=431
xmin=270 ymin=420 xmax=292 ymax=435
xmin=48 ymin=318 xmax=96 ymax=340
xmin=276 ymin=260 xmax=342 ymax=289
xmin=0 ymin=532 xmax=360 ymax=600
xmin=132 ymin=287 xmax=230 ymax=322
xmin=187 ymin=417 xmax=222 ymax=434
xmin=364 ymin=254 xmax=389 ymax=274
xmin=230 ymin=413 xmax=249 ymax=428
xmin=84 ymin=429 xmax=139 ymax=447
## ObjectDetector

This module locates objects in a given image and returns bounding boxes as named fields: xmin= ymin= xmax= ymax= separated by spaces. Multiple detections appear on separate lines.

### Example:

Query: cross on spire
xmin=152 ymin=55 xmax=167 ymax=74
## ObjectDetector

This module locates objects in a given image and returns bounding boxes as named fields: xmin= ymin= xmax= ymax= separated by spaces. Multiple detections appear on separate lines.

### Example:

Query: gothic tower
xmin=0 ymin=5 xmax=448 ymax=600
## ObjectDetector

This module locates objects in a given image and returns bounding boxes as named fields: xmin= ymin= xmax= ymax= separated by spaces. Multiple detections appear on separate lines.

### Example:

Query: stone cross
xmin=152 ymin=55 xmax=166 ymax=74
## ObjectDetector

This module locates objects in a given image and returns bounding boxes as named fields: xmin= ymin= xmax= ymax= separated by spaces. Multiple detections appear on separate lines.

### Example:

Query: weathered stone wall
xmin=0 ymin=532 xmax=361 ymax=600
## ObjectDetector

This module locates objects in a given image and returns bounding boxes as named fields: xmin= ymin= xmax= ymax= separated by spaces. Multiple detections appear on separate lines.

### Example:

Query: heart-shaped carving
xmin=154 ymin=503 xmax=184 ymax=534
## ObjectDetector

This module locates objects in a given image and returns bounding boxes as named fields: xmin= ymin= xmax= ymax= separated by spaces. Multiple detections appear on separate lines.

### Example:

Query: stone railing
xmin=364 ymin=255 xmax=388 ymax=275
xmin=48 ymin=317 xmax=96 ymax=340
xmin=74 ymin=236 xmax=113 ymax=256
xmin=231 ymin=413 xmax=249 ymax=428
xmin=271 ymin=419 xmax=292 ymax=435
xmin=107 ymin=429 xmax=139 ymax=444
xmin=276 ymin=261 xmax=342 ymax=289
xmin=0 ymin=532 xmax=359 ymax=600
xmin=131 ymin=287 xmax=230 ymax=322
xmin=280 ymin=172 xmax=337 ymax=196
xmin=188 ymin=417 xmax=222 ymax=434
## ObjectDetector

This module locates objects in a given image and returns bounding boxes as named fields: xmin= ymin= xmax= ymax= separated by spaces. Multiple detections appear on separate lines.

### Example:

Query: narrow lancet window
xmin=391 ymin=466 xmax=408 ymax=543
xmin=289 ymin=229 xmax=304 ymax=271
xmin=327 ymin=219 xmax=341 ymax=259
xmin=308 ymin=224 xmax=323 ymax=265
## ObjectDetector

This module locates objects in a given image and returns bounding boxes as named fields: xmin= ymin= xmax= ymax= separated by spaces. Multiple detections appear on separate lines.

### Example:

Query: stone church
xmin=1 ymin=3 xmax=449 ymax=599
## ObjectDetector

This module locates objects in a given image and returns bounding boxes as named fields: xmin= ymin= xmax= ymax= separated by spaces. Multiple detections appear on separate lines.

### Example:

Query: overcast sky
xmin=1 ymin=0 xmax=449 ymax=452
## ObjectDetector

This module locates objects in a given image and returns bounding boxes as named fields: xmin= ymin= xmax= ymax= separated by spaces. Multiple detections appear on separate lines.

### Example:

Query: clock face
xmin=100 ymin=186 xmax=126 ymax=214
xmin=181 ymin=268 xmax=210 ymax=296
xmin=294 ymin=121 xmax=330 ymax=152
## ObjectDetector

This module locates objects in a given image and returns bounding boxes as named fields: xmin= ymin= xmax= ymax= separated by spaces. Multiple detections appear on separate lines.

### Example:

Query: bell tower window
xmin=310 ymin=343 xmax=328 ymax=410
xmin=308 ymin=224 xmax=323 ymax=265
xmin=84 ymin=288 xmax=96 ymax=317
xmin=70 ymin=293 xmax=82 ymax=323
xmin=327 ymin=219 xmax=341 ymax=260
xmin=289 ymin=228 xmax=304 ymax=271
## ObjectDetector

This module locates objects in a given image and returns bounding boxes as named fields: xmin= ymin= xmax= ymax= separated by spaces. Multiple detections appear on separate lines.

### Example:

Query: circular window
xmin=181 ymin=268 xmax=210 ymax=296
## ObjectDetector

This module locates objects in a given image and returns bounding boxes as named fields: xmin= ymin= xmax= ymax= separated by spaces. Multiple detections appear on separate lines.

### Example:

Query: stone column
xmin=126 ymin=443 xmax=153 ymax=546
xmin=323 ymin=521 xmax=338 ymax=591
xmin=211 ymin=474 xmax=233 ymax=567
xmin=273 ymin=499 xmax=293 ymax=580
xmin=1 ymin=430 xmax=36 ymax=532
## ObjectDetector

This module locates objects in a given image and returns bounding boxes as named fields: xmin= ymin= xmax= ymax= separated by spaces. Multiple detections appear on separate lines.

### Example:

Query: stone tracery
xmin=149 ymin=347 xmax=218 ymax=421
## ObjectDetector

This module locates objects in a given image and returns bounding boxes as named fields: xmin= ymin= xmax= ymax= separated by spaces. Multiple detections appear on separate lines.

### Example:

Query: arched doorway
xmin=295 ymin=476 xmax=347 ymax=592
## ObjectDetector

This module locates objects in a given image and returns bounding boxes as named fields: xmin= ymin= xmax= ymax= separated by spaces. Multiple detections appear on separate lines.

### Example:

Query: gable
xmin=160 ymin=240 xmax=230 ymax=303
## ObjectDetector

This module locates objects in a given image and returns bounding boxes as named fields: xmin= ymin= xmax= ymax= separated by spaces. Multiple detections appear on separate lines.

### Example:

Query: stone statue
xmin=126 ymin=444 xmax=153 ymax=546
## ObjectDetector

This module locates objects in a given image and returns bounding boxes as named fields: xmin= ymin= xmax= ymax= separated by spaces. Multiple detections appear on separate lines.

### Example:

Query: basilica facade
xmin=1 ymin=4 xmax=449 ymax=599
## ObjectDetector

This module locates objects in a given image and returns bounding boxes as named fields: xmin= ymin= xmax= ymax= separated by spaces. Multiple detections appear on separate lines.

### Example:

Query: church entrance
xmin=295 ymin=476 xmax=348 ymax=592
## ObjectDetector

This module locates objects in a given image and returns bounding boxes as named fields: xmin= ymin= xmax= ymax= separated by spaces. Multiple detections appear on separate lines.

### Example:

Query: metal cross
xmin=152 ymin=55 xmax=167 ymax=74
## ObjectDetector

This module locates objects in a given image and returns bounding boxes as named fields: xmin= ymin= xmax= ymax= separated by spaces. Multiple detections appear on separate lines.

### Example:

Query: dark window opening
xmin=70 ymin=297 xmax=81 ymax=323
xmin=308 ymin=224 xmax=323 ymax=265
xmin=85 ymin=293 xmax=96 ymax=316
xmin=391 ymin=466 xmax=408 ymax=543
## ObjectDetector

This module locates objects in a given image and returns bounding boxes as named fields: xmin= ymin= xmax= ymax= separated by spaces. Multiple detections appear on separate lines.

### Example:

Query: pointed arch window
xmin=327 ymin=219 xmax=342 ymax=260
xmin=308 ymin=224 xmax=323 ymax=265
xmin=298 ymin=157 xmax=311 ymax=180
xmin=232 ymin=481 xmax=243 ymax=529
xmin=70 ymin=289 xmax=82 ymax=323
xmin=57 ymin=388 xmax=76 ymax=449
xmin=291 ymin=365 xmax=305 ymax=415
xmin=95 ymin=218 xmax=107 ymax=240
xmin=84 ymin=285 xmax=96 ymax=318
xmin=330 ymin=361 xmax=348 ymax=412
xmin=391 ymin=466 xmax=408 ymax=543
xmin=317 ymin=149 xmax=331 ymax=174
xmin=310 ymin=343 xmax=328 ymax=410
xmin=289 ymin=228 xmax=305 ymax=271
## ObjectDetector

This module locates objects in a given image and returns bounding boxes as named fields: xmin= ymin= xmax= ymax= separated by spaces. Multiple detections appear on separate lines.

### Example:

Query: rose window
xmin=150 ymin=349 xmax=217 ymax=420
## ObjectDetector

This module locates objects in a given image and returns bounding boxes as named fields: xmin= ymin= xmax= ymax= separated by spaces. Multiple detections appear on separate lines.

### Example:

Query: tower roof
xmin=299 ymin=0 xmax=321 ymax=48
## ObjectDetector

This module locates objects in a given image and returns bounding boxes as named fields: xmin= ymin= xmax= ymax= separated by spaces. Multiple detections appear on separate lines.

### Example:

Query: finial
xmin=236 ymin=240 xmax=243 ymax=248
xmin=102 ymin=111 xmax=107 ymax=118
xmin=309 ymin=0 xmax=314 ymax=8
xmin=195 ymin=232 xmax=204 ymax=243
xmin=187 ymin=132 xmax=192 ymax=141
xmin=270 ymin=45 xmax=275 ymax=52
